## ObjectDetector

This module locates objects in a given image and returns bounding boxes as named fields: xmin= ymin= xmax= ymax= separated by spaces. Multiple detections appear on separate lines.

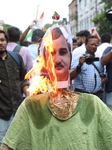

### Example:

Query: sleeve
xmin=98 ymin=58 xmax=104 ymax=74
xmin=3 ymin=101 xmax=31 ymax=150
xmin=70 ymin=56 xmax=80 ymax=72
xmin=102 ymin=46 xmax=112 ymax=56
xmin=81 ymin=94 xmax=112 ymax=149
xmin=98 ymin=103 xmax=112 ymax=149
xmin=92 ymin=95 xmax=112 ymax=149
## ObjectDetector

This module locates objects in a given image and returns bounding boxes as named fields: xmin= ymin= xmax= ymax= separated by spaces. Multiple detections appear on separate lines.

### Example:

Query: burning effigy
xmin=25 ymin=24 xmax=71 ymax=95
xmin=24 ymin=23 xmax=79 ymax=120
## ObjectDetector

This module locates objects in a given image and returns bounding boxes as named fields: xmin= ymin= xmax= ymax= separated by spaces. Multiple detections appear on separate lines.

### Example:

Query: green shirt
xmin=3 ymin=92 xmax=112 ymax=150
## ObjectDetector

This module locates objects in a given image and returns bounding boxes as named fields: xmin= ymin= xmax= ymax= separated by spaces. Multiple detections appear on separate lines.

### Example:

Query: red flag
xmin=39 ymin=12 xmax=44 ymax=19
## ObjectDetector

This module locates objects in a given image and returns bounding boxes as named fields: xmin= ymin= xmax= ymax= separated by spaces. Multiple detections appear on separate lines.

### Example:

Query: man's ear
xmin=82 ymin=37 xmax=86 ymax=43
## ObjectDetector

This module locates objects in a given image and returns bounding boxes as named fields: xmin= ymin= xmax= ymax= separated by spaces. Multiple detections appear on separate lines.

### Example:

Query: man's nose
xmin=53 ymin=54 xmax=61 ymax=63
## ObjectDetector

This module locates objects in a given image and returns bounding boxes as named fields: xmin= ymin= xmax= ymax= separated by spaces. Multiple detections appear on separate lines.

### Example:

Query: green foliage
xmin=3 ymin=24 xmax=12 ymax=32
xmin=44 ymin=23 xmax=52 ymax=29
xmin=53 ymin=11 xmax=59 ymax=15
xmin=2 ymin=24 xmax=22 ymax=34
xmin=44 ymin=21 xmax=63 ymax=29
xmin=101 ymin=0 xmax=112 ymax=6
xmin=92 ymin=3 xmax=112 ymax=36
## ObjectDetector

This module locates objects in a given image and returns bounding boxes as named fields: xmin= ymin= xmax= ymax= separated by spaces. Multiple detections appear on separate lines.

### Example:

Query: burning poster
xmin=25 ymin=24 xmax=71 ymax=96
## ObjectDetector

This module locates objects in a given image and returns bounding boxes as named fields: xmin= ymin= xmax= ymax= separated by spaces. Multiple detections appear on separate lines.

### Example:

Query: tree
xmin=44 ymin=23 xmax=52 ymax=29
xmin=92 ymin=1 xmax=112 ymax=36
xmin=3 ymin=24 xmax=12 ymax=32
xmin=44 ymin=21 xmax=63 ymax=30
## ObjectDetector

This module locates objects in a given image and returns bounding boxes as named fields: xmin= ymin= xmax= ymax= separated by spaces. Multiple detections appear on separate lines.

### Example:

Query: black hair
xmin=21 ymin=41 xmax=31 ymax=47
xmin=7 ymin=26 xmax=20 ymax=42
xmin=52 ymin=27 xmax=63 ymax=40
xmin=72 ymin=38 xmax=77 ymax=43
xmin=76 ymin=30 xmax=90 ymax=38
xmin=0 ymin=30 xmax=8 ymax=42
xmin=85 ymin=35 xmax=99 ymax=45
xmin=101 ymin=32 xmax=111 ymax=43
xmin=31 ymin=29 xmax=45 ymax=43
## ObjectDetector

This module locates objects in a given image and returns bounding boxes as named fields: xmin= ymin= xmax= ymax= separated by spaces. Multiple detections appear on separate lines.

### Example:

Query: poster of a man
xmin=42 ymin=26 xmax=71 ymax=88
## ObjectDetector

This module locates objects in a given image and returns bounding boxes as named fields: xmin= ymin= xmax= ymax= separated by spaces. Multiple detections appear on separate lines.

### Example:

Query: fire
xmin=25 ymin=30 xmax=57 ymax=95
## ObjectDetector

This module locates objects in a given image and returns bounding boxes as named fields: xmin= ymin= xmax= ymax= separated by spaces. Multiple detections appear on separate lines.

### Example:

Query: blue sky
xmin=0 ymin=0 xmax=72 ymax=32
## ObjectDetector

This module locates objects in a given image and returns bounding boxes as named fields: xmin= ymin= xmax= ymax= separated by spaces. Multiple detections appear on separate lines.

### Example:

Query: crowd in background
xmin=0 ymin=21 xmax=112 ymax=148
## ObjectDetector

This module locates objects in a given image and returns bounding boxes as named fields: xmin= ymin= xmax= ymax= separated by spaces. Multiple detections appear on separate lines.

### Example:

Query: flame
xmin=25 ymin=30 xmax=57 ymax=95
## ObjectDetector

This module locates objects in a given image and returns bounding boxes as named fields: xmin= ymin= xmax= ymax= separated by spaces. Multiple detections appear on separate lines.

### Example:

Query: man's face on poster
xmin=51 ymin=33 xmax=70 ymax=82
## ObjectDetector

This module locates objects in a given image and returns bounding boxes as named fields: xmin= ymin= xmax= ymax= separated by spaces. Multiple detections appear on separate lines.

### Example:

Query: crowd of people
xmin=0 ymin=21 xmax=112 ymax=149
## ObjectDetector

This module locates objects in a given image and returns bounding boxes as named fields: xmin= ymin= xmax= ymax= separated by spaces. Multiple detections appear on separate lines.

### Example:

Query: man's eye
xmin=0 ymin=38 xmax=5 ymax=42
xmin=60 ymin=50 xmax=68 ymax=55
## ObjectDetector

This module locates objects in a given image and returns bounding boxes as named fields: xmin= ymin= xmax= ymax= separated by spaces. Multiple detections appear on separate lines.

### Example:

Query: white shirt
xmin=97 ymin=43 xmax=112 ymax=56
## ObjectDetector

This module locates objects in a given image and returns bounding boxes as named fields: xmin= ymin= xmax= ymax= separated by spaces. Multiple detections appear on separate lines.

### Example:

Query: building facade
xmin=69 ymin=0 xmax=104 ymax=38
xmin=69 ymin=0 xmax=77 ymax=38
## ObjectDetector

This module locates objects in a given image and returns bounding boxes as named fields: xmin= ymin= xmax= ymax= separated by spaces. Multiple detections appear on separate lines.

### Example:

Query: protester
xmin=1 ymin=25 xmax=112 ymax=150
xmin=70 ymin=35 xmax=104 ymax=100
xmin=7 ymin=26 xmax=33 ymax=72
xmin=96 ymin=32 xmax=111 ymax=103
xmin=102 ymin=46 xmax=112 ymax=110
xmin=97 ymin=32 xmax=112 ymax=56
xmin=72 ymin=38 xmax=78 ymax=51
xmin=0 ymin=30 xmax=30 ymax=146
xmin=72 ymin=30 xmax=90 ymax=57
xmin=28 ymin=29 xmax=45 ymax=63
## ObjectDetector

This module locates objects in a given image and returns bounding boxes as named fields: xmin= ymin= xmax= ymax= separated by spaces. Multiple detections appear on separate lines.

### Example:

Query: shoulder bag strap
xmin=8 ymin=51 xmax=20 ymax=66
xmin=92 ymin=62 xmax=101 ymax=77
xmin=13 ymin=45 xmax=22 ymax=53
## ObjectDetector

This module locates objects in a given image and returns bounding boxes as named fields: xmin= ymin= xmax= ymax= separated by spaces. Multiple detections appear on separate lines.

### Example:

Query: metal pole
xmin=36 ymin=5 xmax=39 ymax=20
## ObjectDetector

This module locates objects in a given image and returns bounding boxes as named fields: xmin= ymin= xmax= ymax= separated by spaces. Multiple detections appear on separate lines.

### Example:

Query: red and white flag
xmin=38 ymin=12 xmax=44 ymax=29
xmin=39 ymin=12 xmax=44 ymax=19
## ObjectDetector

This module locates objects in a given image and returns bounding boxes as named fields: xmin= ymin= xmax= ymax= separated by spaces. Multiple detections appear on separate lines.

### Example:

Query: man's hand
xmin=30 ymin=20 xmax=37 ymax=29
xmin=102 ymin=77 xmax=108 ymax=84
xmin=79 ymin=56 xmax=86 ymax=66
